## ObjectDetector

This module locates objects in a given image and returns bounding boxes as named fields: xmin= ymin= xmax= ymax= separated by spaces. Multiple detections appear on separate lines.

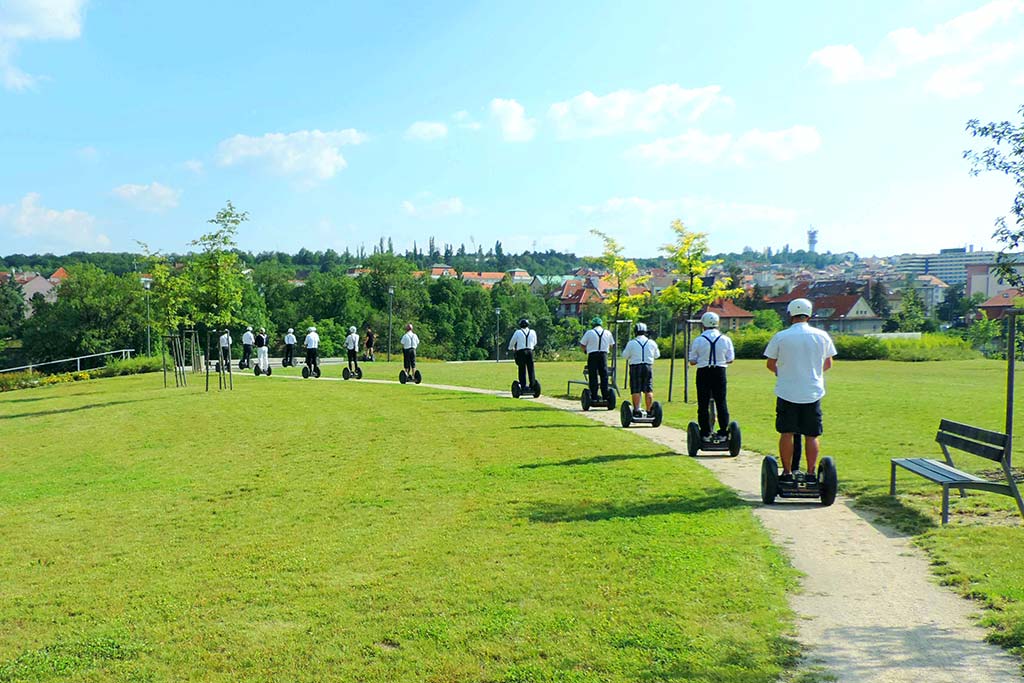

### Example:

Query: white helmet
xmin=787 ymin=298 xmax=813 ymax=318
xmin=287 ymin=328 xmax=294 ymax=334
xmin=308 ymin=326 xmax=316 ymax=332
xmin=634 ymin=322 xmax=648 ymax=335
xmin=246 ymin=326 xmax=252 ymax=331
xmin=701 ymin=312 xmax=720 ymax=328
xmin=349 ymin=326 xmax=357 ymax=334
xmin=259 ymin=327 xmax=265 ymax=333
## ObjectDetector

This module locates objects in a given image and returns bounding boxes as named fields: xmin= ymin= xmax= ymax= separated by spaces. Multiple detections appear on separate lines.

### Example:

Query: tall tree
xmin=589 ymin=229 xmax=649 ymax=333
xmin=894 ymin=287 xmax=926 ymax=332
xmin=188 ymin=201 xmax=248 ymax=329
xmin=0 ymin=279 xmax=25 ymax=339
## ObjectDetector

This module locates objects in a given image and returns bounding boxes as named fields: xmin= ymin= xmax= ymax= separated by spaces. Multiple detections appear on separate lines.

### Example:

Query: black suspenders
xmin=701 ymin=333 xmax=721 ymax=367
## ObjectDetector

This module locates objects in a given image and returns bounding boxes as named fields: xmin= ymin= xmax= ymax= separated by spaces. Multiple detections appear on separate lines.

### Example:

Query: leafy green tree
xmin=490 ymin=278 xmax=555 ymax=354
xmin=752 ymin=309 xmax=783 ymax=332
xmin=965 ymin=105 xmax=1024 ymax=284
xmin=967 ymin=311 xmax=1001 ymax=355
xmin=0 ymin=279 xmax=25 ymax=339
xmin=188 ymin=201 xmax=248 ymax=328
xmin=297 ymin=271 xmax=369 ymax=326
xmin=589 ymin=229 xmax=649 ymax=332
xmin=893 ymin=287 xmax=926 ymax=332
xmin=658 ymin=220 xmax=743 ymax=324
xmin=868 ymin=280 xmax=891 ymax=319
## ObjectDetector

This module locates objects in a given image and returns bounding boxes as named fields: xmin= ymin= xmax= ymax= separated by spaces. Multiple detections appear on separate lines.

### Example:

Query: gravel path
xmin=263 ymin=374 xmax=1024 ymax=680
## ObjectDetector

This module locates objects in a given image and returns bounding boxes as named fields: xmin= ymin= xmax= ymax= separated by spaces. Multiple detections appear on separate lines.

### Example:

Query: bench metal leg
xmin=942 ymin=486 xmax=949 ymax=525
xmin=890 ymin=462 xmax=897 ymax=496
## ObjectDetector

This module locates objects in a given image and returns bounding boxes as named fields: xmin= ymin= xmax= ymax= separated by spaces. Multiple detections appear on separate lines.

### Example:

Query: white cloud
xmin=924 ymin=42 xmax=1021 ymax=98
xmin=626 ymin=125 xmax=820 ymax=165
xmin=0 ymin=0 xmax=86 ymax=90
xmin=548 ymin=84 xmax=730 ymax=139
xmin=490 ymin=98 xmax=536 ymax=142
xmin=217 ymin=129 xmax=367 ymax=181
xmin=453 ymin=110 xmax=482 ymax=131
xmin=405 ymin=121 xmax=448 ymax=141
xmin=183 ymin=159 xmax=204 ymax=174
xmin=112 ymin=182 xmax=181 ymax=212
xmin=0 ymin=192 xmax=109 ymax=248
xmin=401 ymin=196 xmax=465 ymax=218
xmin=810 ymin=0 xmax=1024 ymax=87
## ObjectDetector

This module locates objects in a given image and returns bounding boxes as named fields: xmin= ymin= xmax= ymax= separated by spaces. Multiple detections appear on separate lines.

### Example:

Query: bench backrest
xmin=936 ymin=419 xmax=1008 ymax=464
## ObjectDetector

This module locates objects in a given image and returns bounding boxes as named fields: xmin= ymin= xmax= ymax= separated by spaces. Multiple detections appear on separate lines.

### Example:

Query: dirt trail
xmin=270 ymin=374 xmax=1024 ymax=680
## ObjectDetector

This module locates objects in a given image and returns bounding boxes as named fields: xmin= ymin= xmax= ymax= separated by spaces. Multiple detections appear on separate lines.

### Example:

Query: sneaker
xmin=633 ymin=409 xmax=644 ymax=418
xmin=780 ymin=472 xmax=795 ymax=483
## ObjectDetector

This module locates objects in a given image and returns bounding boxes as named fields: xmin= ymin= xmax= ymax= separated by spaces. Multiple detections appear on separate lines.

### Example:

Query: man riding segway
xmin=240 ymin=326 xmax=255 ymax=369
xmin=399 ymin=323 xmax=421 ymax=384
xmin=303 ymin=326 xmax=321 ymax=378
xmin=254 ymin=327 xmax=271 ymax=376
xmin=620 ymin=322 xmax=662 ymax=427
xmin=343 ymin=326 xmax=362 ymax=379
xmin=579 ymin=316 xmax=615 ymax=409
xmin=508 ymin=318 xmax=540 ymax=398
xmin=283 ymin=328 xmax=296 ymax=366
xmin=690 ymin=312 xmax=735 ymax=440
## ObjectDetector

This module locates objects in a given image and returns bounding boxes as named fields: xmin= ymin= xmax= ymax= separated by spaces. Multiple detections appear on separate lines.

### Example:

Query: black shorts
xmin=629 ymin=364 xmax=653 ymax=394
xmin=775 ymin=398 xmax=823 ymax=437
xmin=347 ymin=348 xmax=357 ymax=362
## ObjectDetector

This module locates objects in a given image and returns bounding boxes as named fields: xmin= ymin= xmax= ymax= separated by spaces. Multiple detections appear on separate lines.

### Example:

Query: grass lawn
xmin=0 ymin=374 xmax=797 ymax=682
xmin=316 ymin=355 xmax=1024 ymax=656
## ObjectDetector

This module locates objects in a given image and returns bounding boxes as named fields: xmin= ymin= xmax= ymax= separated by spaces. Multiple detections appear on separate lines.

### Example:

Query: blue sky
xmin=1 ymin=0 xmax=1023 ymax=259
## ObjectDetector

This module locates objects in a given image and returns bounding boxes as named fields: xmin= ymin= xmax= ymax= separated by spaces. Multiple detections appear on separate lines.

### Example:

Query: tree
xmin=893 ymin=287 xmax=926 ymax=332
xmin=752 ymin=309 xmax=783 ymax=332
xmin=0 ymin=279 xmax=25 ymax=339
xmin=589 ymin=229 xmax=649 ymax=332
xmin=965 ymin=105 xmax=1024 ymax=284
xmin=188 ymin=201 xmax=248 ymax=329
xmin=869 ymin=280 xmax=891 ymax=319
xmin=967 ymin=311 xmax=1001 ymax=355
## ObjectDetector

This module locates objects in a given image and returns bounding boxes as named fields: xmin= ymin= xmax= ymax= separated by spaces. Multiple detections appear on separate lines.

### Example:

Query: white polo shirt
xmin=688 ymin=329 xmax=735 ymax=368
xmin=345 ymin=333 xmax=359 ymax=351
xmin=401 ymin=332 xmax=419 ymax=350
xmin=219 ymin=333 xmax=231 ymax=348
xmin=304 ymin=332 xmax=320 ymax=349
xmin=508 ymin=328 xmax=537 ymax=351
xmin=284 ymin=333 xmax=297 ymax=345
xmin=242 ymin=331 xmax=255 ymax=345
xmin=764 ymin=322 xmax=837 ymax=404
xmin=622 ymin=335 xmax=660 ymax=366
xmin=580 ymin=326 xmax=614 ymax=353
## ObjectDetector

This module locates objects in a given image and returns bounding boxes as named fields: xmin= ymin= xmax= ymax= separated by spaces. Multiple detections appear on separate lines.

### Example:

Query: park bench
xmin=890 ymin=419 xmax=1024 ymax=524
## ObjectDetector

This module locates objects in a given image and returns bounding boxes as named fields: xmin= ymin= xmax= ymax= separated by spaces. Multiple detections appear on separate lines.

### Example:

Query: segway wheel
xmin=687 ymin=422 xmax=701 ymax=457
xmin=302 ymin=366 xmax=310 ymax=379
xmin=606 ymin=388 xmax=617 ymax=411
xmin=511 ymin=381 xmax=522 ymax=399
xmin=761 ymin=456 xmax=779 ymax=504
xmin=728 ymin=421 xmax=742 ymax=457
xmin=238 ymin=360 xmax=245 ymax=370
xmin=651 ymin=402 xmax=663 ymax=428
xmin=254 ymin=365 xmax=261 ymax=376
xmin=531 ymin=380 xmax=541 ymax=398
xmin=619 ymin=401 xmax=633 ymax=428
xmin=581 ymin=389 xmax=591 ymax=412
xmin=399 ymin=370 xmax=408 ymax=384
xmin=819 ymin=456 xmax=838 ymax=507
xmin=343 ymin=367 xmax=351 ymax=380
xmin=354 ymin=367 xmax=363 ymax=380
xmin=313 ymin=366 xmax=321 ymax=378
xmin=266 ymin=366 xmax=272 ymax=376
xmin=414 ymin=370 xmax=422 ymax=384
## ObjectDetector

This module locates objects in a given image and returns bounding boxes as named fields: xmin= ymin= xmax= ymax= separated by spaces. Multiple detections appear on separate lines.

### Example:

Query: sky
xmin=1 ymin=0 xmax=1023 ymax=259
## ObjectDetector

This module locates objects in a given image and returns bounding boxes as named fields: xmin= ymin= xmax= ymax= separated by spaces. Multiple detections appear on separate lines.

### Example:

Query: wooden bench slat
xmin=938 ymin=419 xmax=1008 ymax=447
xmin=935 ymin=432 xmax=1005 ymax=462
xmin=892 ymin=458 xmax=988 ymax=485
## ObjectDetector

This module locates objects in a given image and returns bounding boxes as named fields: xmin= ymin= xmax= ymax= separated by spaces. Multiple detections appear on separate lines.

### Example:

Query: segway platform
xmin=620 ymin=401 xmax=663 ymax=428
xmin=399 ymin=369 xmax=422 ymax=385
xmin=686 ymin=421 xmax=741 ymax=457
xmin=342 ymin=367 xmax=363 ymax=380
xmin=580 ymin=387 xmax=616 ymax=411
xmin=511 ymin=379 xmax=541 ymax=398
xmin=760 ymin=455 xmax=838 ymax=506
xmin=301 ymin=363 xmax=322 ymax=379
xmin=253 ymin=364 xmax=273 ymax=376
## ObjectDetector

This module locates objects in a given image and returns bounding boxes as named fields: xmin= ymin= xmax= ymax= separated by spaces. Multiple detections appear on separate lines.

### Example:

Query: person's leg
xmin=712 ymin=367 xmax=730 ymax=434
xmin=801 ymin=401 xmax=823 ymax=475
xmin=779 ymin=433 xmax=795 ymax=474
xmin=597 ymin=352 xmax=609 ymax=400
xmin=644 ymin=391 xmax=654 ymax=412
xmin=587 ymin=353 xmax=600 ymax=398
xmin=775 ymin=397 xmax=797 ymax=475
xmin=526 ymin=351 xmax=536 ymax=385
xmin=696 ymin=368 xmax=712 ymax=436
xmin=515 ymin=350 xmax=526 ymax=386
xmin=410 ymin=350 xmax=416 ymax=369
xmin=643 ymin=365 xmax=654 ymax=412
xmin=629 ymin=364 xmax=642 ymax=412
xmin=243 ymin=344 xmax=252 ymax=366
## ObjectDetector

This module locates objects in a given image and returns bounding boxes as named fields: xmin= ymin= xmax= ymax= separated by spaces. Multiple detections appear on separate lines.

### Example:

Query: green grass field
xmin=0 ymin=374 xmax=798 ymax=682
xmin=279 ymin=355 xmax=1024 ymax=654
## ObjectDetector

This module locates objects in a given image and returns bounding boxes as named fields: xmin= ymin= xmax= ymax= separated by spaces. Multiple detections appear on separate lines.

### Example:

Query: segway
xmin=301 ymin=356 xmax=322 ymax=379
xmin=581 ymin=386 xmax=616 ymax=411
xmin=511 ymin=379 xmax=541 ymax=399
xmin=399 ymin=369 xmax=422 ymax=384
xmin=342 ymin=366 xmax=363 ymax=380
xmin=760 ymin=450 xmax=838 ymax=506
xmin=253 ymin=363 xmax=272 ymax=377
xmin=686 ymin=398 xmax=741 ymax=457
xmin=620 ymin=401 xmax=663 ymax=428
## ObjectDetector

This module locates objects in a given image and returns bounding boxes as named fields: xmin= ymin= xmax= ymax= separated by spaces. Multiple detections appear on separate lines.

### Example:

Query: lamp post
xmin=494 ymin=307 xmax=501 ymax=362
xmin=388 ymin=286 xmax=395 ymax=363
xmin=143 ymin=280 xmax=152 ymax=356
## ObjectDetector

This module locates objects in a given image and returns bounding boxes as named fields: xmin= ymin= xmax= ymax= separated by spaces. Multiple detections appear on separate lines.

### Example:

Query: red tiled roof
xmin=49 ymin=267 xmax=70 ymax=281
xmin=808 ymin=295 xmax=863 ymax=320
xmin=701 ymin=299 xmax=754 ymax=318
xmin=764 ymin=281 xmax=811 ymax=304
xmin=980 ymin=289 xmax=1023 ymax=308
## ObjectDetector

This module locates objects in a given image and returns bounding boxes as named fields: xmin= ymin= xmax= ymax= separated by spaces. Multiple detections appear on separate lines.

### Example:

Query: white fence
xmin=0 ymin=349 xmax=135 ymax=374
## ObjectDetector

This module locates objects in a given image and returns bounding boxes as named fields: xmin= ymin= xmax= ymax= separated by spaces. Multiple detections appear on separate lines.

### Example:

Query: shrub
xmin=883 ymin=334 xmax=981 ymax=361
xmin=833 ymin=335 xmax=888 ymax=360
xmin=0 ymin=370 xmax=41 ymax=392
xmin=731 ymin=329 xmax=775 ymax=359
xmin=102 ymin=356 xmax=163 ymax=377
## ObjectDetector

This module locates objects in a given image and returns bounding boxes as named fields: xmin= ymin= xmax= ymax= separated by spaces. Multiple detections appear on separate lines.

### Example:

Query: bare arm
xmin=824 ymin=357 xmax=833 ymax=372
xmin=766 ymin=358 xmax=778 ymax=375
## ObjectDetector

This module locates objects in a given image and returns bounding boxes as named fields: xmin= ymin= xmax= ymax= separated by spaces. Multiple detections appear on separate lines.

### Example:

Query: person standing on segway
xmin=283 ymin=328 xmax=296 ymax=366
xmin=689 ymin=311 xmax=735 ymax=442
xmin=218 ymin=328 xmax=232 ymax=368
xmin=508 ymin=318 xmax=538 ymax=390
xmin=621 ymin=322 xmax=660 ymax=418
xmin=345 ymin=326 xmax=360 ymax=375
xmin=400 ymin=323 xmax=419 ymax=375
xmin=365 ymin=327 xmax=375 ymax=361
xmin=580 ymin=316 xmax=614 ymax=403
xmin=764 ymin=298 xmax=837 ymax=483
xmin=241 ymin=326 xmax=255 ymax=369
xmin=255 ymin=327 xmax=269 ymax=374
xmin=304 ymin=326 xmax=320 ymax=373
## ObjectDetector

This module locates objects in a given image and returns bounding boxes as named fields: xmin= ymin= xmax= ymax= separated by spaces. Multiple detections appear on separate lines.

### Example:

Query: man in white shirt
xmin=400 ymin=323 xmax=420 ymax=375
xmin=304 ymin=326 xmax=320 ymax=372
xmin=689 ymin=311 xmax=736 ymax=439
xmin=241 ymin=326 xmax=255 ymax=368
xmin=255 ymin=327 xmax=270 ymax=374
xmin=218 ymin=329 xmax=232 ymax=368
xmin=345 ymin=326 xmax=360 ymax=375
xmin=283 ymin=328 xmax=296 ymax=366
xmin=764 ymin=298 xmax=837 ymax=482
xmin=579 ymin=316 xmax=614 ymax=402
xmin=508 ymin=318 xmax=538 ymax=389
xmin=621 ymin=322 xmax=661 ymax=417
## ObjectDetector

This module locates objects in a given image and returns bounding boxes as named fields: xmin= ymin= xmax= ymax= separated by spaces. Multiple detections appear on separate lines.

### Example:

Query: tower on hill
xmin=808 ymin=227 xmax=818 ymax=253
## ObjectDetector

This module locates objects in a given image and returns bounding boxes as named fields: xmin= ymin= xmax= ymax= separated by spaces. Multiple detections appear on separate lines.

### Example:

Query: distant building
xmin=978 ymin=289 xmax=1023 ymax=320
xmin=965 ymin=262 xmax=1024 ymax=299
xmin=911 ymin=274 xmax=949 ymax=316
xmin=807 ymin=295 xmax=883 ymax=335
xmin=699 ymin=299 xmax=754 ymax=331
xmin=896 ymin=246 xmax=997 ymax=285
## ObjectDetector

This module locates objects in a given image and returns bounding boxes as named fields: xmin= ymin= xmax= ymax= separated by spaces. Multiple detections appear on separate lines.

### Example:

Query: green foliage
xmin=0 ymin=278 xmax=25 ymax=338
xmin=893 ymin=287 xmax=926 ymax=332
xmin=751 ymin=309 xmax=783 ymax=332
xmin=726 ymin=328 xmax=775 ymax=359
xmin=659 ymin=220 xmax=743 ymax=321
xmin=884 ymin=334 xmax=981 ymax=361
xmin=188 ymin=201 xmax=248 ymax=328
xmin=0 ymin=370 xmax=40 ymax=392
xmin=967 ymin=311 xmax=1002 ymax=355
xmin=832 ymin=335 xmax=887 ymax=360
xmin=589 ymin=229 xmax=649 ymax=326
xmin=102 ymin=355 xmax=163 ymax=376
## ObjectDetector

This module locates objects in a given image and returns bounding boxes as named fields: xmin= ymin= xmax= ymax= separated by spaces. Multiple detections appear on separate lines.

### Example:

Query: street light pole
xmin=144 ymin=281 xmax=152 ymax=356
xmin=388 ymin=286 xmax=395 ymax=363
xmin=494 ymin=307 xmax=501 ymax=362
